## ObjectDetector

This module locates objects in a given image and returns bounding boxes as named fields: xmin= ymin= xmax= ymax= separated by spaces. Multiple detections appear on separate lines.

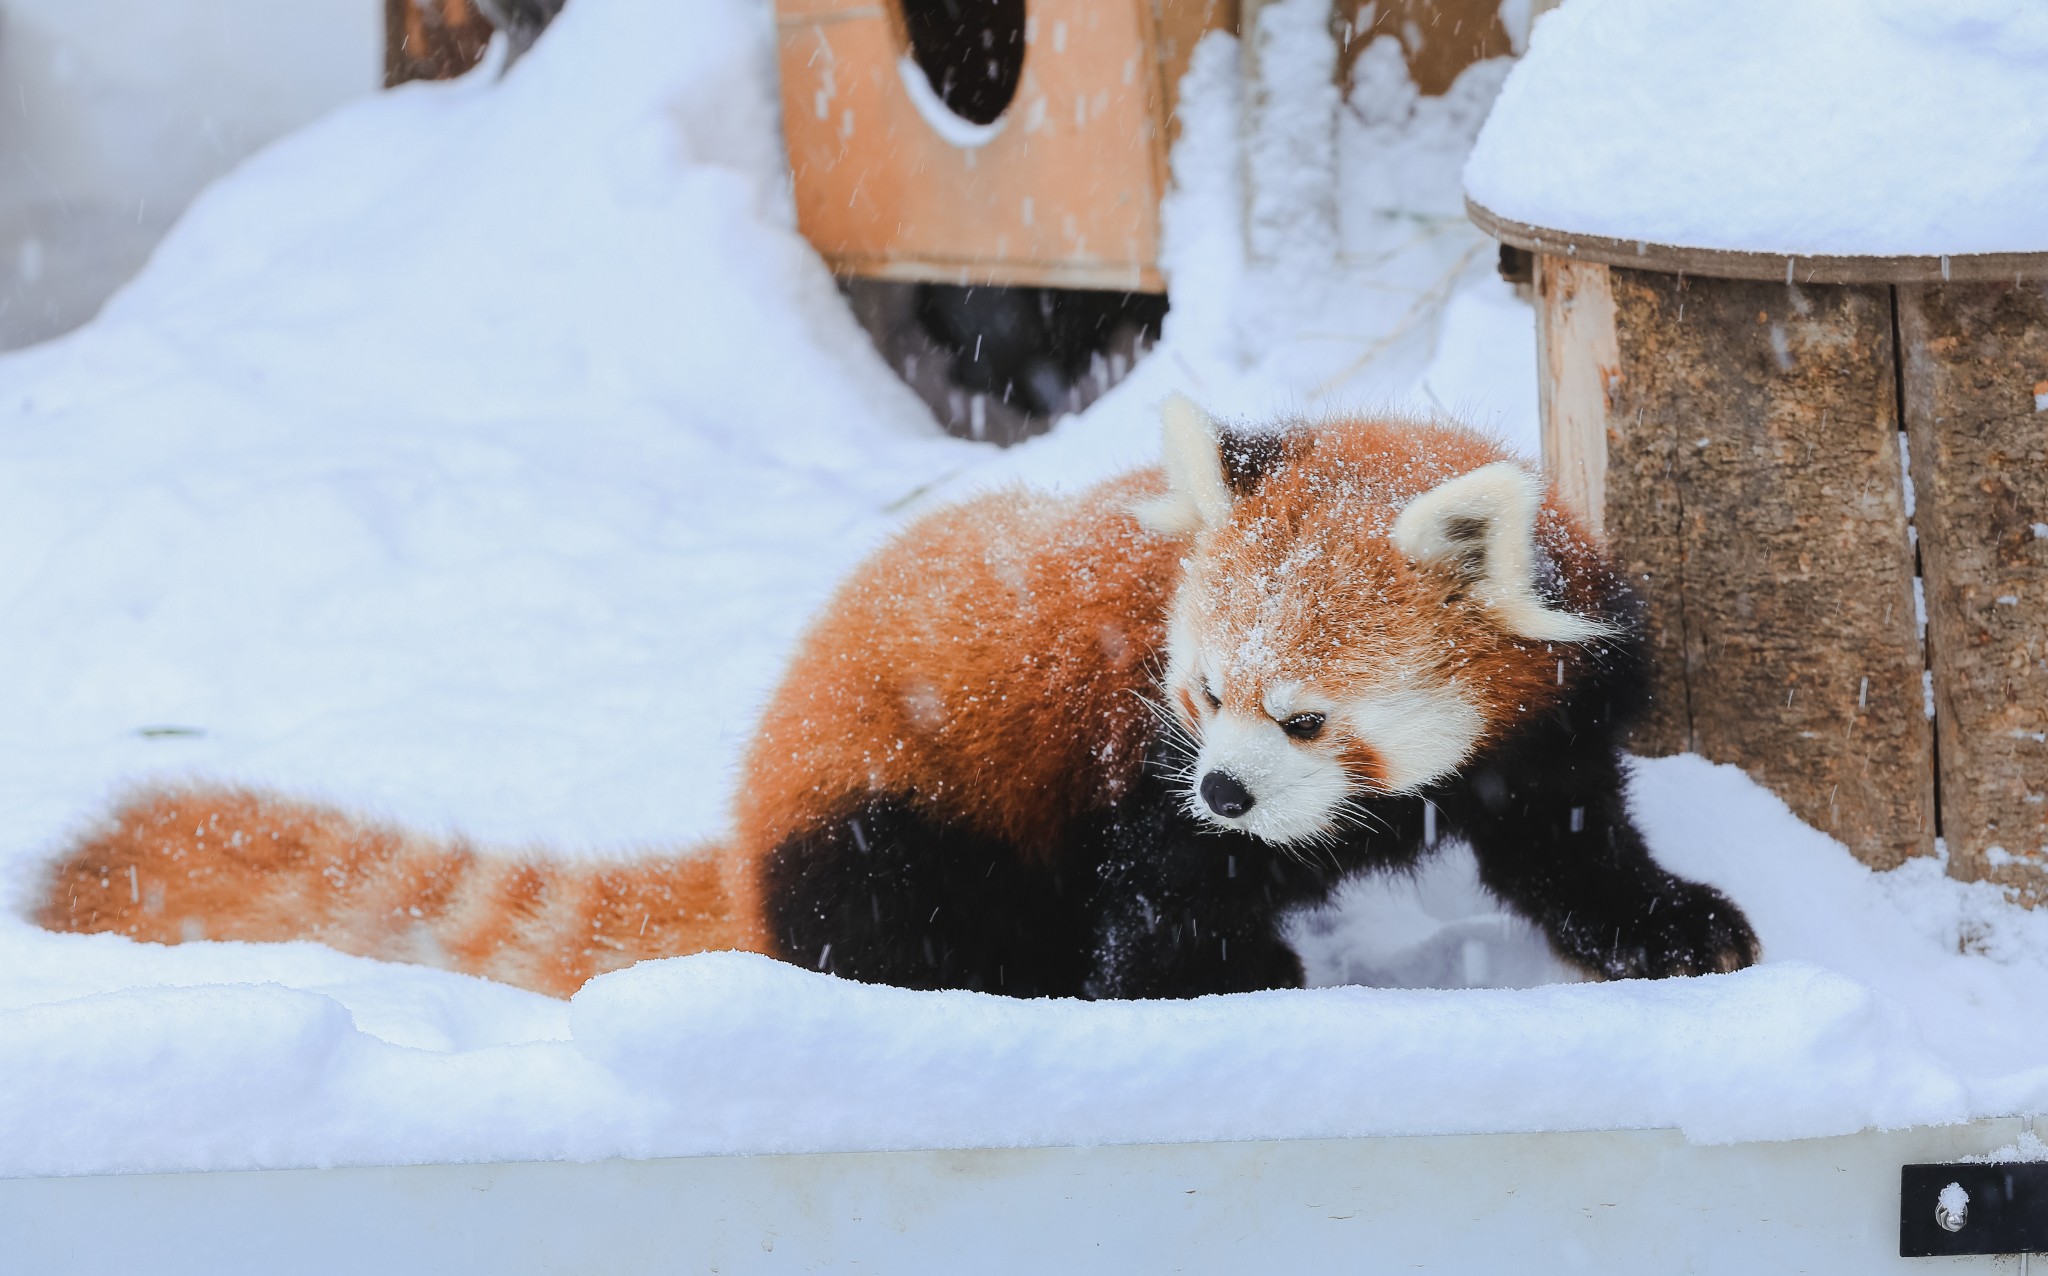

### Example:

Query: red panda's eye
xmin=1203 ymin=686 xmax=1222 ymax=711
xmin=1280 ymin=712 xmax=1327 ymax=741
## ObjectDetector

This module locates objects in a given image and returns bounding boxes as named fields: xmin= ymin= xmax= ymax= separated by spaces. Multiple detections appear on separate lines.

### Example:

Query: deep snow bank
xmin=1464 ymin=0 xmax=2048 ymax=256
xmin=0 ymin=0 xmax=2044 ymax=1179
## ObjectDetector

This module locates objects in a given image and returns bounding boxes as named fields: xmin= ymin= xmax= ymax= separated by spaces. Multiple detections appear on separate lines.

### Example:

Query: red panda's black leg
xmin=1084 ymin=881 xmax=1309 ymax=999
xmin=1449 ymin=738 xmax=1760 ymax=980
xmin=1075 ymin=776 xmax=1405 ymax=999
xmin=758 ymin=799 xmax=1095 ymax=997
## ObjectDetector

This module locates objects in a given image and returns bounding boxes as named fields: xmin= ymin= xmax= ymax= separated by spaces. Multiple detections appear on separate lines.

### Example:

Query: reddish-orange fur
xmin=732 ymin=471 xmax=1176 ymax=862
xmin=36 ymin=471 xmax=1179 ymax=996
xmin=36 ymin=789 xmax=766 ymax=999
xmin=33 ymin=416 xmax=1609 ymax=997
xmin=1165 ymin=419 xmax=1609 ymax=764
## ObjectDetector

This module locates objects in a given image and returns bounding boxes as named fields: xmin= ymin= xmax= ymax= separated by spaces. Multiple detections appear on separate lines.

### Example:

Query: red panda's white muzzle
xmin=1186 ymin=709 xmax=1353 ymax=846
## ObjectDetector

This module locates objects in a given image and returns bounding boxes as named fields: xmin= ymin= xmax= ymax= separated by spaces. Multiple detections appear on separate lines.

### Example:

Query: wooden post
xmin=1532 ymin=256 xmax=1617 ymax=538
xmin=1900 ymin=280 xmax=2048 ymax=901
xmin=1552 ymin=263 xmax=1934 ymax=868
xmin=385 ymin=0 xmax=493 ymax=88
xmin=1481 ymin=201 xmax=2048 ymax=896
xmin=1610 ymin=268 xmax=1931 ymax=868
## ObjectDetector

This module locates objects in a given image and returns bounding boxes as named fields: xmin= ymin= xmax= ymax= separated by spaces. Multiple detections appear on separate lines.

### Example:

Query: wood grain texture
xmin=1533 ymin=256 xmax=1617 ymax=540
xmin=384 ymin=0 xmax=492 ymax=88
xmin=1587 ymin=266 xmax=1934 ymax=868
xmin=777 ymin=0 xmax=1232 ymax=290
xmin=1590 ymin=266 xmax=1689 ymax=760
xmin=1154 ymin=0 xmax=1240 ymax=146
xmin=1900 ymin=280 xmax=2048 ymax=901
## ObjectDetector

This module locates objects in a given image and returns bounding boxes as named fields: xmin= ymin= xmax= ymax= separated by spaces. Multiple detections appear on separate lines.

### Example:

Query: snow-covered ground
xmin=0 ymin=0 xmax=2044 ymax=1179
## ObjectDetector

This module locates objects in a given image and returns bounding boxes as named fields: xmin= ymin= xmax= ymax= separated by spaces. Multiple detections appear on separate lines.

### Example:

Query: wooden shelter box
xmin=1472 ymin=200 xmax=2048 ymax=902
xmin=776 ymin=0 xmax=1234 ymax=291
xmin=776 ymin=0 xmax=1530 ymax=291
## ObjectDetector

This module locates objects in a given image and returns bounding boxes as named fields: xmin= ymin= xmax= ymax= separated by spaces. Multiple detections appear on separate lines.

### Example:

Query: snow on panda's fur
xmin=35 ymin=403 xmax=1758 ymax=997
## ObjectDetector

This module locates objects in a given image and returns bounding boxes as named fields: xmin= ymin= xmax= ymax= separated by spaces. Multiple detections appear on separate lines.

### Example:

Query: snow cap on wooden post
xmin=1461 ymin=0 xmax=2048 ymax=897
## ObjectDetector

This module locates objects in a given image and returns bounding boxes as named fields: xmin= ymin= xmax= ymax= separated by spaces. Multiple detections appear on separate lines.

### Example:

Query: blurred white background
xmin=0 ymin=0 xmax=379 ymax=349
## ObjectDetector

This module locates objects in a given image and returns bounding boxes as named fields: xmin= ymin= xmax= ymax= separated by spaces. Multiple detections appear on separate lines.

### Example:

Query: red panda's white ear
xmin=1135 ymin=394 xmax=1233 ymax=535
xmin=1393 ymin=463 xmax=1616 ymax=643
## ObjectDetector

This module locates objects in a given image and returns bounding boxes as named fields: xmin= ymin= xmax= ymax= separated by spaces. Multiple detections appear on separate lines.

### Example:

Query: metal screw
xmin=1936 ymin=1183 xmax=1969 ymax=1233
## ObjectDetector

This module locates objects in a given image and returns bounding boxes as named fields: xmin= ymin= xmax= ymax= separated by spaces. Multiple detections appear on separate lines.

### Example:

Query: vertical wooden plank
xmin=1535 ymin=256 xmax=1688 ymax=757
xmin=1594 ymin=269 xmax=1692 ymax=760
xmin=1534 ymin=256 xmax=1617 ymax=538
xmin=1600 ymin=269 xmax=1933 ymax=868
xmin=1900 ymin=280 xmax=2048 ymax=902
xmin=1535 ymin=255 xmax=1696 ymax=757
xmin=1534 ymin=255 xmax=1689 ymax=758
xmin=384 ymin=0 xmax=493 ymax=88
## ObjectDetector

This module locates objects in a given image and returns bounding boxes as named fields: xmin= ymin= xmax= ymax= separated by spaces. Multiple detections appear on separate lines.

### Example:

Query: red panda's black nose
xmin=1200 ymin=771 xmax=1256 ymax=819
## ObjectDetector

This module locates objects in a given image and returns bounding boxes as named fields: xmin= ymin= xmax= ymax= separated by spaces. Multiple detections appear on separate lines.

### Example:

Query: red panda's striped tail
xmin=35 ymin=788 xmax=769 ymax=998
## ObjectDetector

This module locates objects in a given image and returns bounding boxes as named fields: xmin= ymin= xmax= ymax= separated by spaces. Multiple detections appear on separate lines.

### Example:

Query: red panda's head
xmin=1135 ymin=396 xmax=1618 ymax=850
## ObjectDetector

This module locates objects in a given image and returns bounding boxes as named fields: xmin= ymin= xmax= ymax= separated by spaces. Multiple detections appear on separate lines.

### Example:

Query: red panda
xmin=35 ymin=400 xmax=1758 ymax=998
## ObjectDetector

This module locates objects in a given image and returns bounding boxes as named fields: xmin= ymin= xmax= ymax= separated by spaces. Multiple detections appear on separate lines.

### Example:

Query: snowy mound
xmin=1463 ymin=0 xmax=2048 ymax=257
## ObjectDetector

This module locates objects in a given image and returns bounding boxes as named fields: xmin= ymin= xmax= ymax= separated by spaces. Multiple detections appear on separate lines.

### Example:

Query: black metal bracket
xmin=1901 ymin=1162 xmax=2048 ymax=1257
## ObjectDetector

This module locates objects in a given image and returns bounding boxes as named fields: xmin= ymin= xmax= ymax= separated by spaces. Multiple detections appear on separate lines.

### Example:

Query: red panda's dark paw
xmin=1570 ymin=881 xmax=1761 ymax=982
xmin=1633 ymin=882 xmax=1759 ymax=979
